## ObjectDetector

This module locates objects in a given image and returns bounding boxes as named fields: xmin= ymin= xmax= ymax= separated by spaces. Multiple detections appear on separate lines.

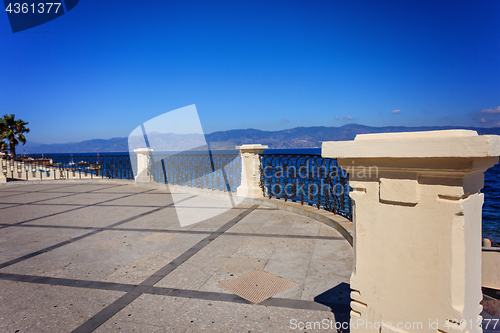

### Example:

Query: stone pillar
xmin=236 ymin=144 xmax=268 ymax=198
xmin=134 ymin=148 xmax=153 ymax=183
xmin=322 ymin=130 xmax=500 ymax=333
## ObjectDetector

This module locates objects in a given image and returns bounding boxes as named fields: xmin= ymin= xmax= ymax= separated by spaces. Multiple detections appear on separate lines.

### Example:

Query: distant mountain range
xmin=21 ymin=124 xmax=500 ymax=154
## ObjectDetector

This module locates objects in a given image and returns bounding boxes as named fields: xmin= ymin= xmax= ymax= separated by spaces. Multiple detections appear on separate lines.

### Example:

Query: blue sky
xmin=1 ymin=0 xmax=499 ymax=143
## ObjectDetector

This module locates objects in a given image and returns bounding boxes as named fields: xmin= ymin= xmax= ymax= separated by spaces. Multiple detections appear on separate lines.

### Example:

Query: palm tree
xmin=0 ymin=121 xmax=6 ymax=155
xmin=0 ymin=114 xmax=30 ymax=157
xmin=0 ymin=141 xmax=7 ymax=155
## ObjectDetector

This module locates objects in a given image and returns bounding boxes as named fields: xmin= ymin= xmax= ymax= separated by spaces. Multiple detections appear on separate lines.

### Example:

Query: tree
xmin=0 ymin=114 xmax=30 ymax=157
xmin=0 ymin=140 xmax=7 ymax=155
xmin=0 ymin=121 xmax=7 ymax=155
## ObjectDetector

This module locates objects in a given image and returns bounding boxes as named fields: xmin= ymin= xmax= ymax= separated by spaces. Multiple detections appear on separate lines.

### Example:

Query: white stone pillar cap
xmin=322 ymin=130 xmax=500 ymax=159
xmin=237 ymin=144 xmax=268 ymax=152
xmin=133 ymin=148 xmax=153 ymax=154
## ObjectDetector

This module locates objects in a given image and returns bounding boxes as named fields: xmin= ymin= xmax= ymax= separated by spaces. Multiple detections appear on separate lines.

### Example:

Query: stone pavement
xmin=0 ymin=182 xmax=353 ymax=332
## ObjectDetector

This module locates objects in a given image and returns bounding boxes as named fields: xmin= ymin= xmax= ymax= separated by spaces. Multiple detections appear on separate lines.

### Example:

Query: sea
xmin=483 ymin=163 xmax=500 ymax=244
xmin=27 ymin=150 xmax=500 ymax=243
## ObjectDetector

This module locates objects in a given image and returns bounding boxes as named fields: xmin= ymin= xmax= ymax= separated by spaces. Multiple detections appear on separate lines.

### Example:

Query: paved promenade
xmin=0 ymin=182 xmax=353 ymax=332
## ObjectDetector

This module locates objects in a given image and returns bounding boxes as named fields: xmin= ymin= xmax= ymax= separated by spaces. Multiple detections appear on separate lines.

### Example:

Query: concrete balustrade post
xmin=236 ymin=144 xmax=268 ymax=198
xmin=134 ymin=148 xmax=153 ymax=183
xmin=322 ymin=130 xmax=500 ymax=333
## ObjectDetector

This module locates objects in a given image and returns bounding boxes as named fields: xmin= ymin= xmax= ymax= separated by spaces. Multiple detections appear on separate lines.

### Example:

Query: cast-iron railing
xmin=2 ymin=154 xmax=135 ymax=181
xmin=2 ymin=152 xmax=241 ymax=192
xmin=150 ymin=151 xmax=241 ymax=192
xmin=260 ymin=153 xmax=352 ymax=221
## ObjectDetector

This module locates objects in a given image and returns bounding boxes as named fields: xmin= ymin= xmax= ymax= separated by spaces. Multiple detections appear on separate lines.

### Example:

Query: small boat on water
xmin=21 ymin=157 xmax=52 ymax=166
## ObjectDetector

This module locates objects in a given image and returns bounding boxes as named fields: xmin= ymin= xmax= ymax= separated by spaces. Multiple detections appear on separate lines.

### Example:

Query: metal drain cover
xmin=218 ymin=270 xmax=297 ymax=304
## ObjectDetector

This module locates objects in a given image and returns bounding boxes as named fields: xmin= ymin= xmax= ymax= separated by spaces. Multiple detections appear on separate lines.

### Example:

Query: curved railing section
xmin=259 ymin=153 xmax=353 ymax=221
xmin=150 ymin=152 xmax=241 ymax=192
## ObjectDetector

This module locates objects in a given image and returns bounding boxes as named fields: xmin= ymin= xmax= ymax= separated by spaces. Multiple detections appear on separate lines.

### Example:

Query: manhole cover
xmin=218 ymin=270 xmax=297 ymax=304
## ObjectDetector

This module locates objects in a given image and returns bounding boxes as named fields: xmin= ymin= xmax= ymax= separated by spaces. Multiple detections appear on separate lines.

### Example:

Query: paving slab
xmin=24 ymin=205 xmax=157 ymax=228
xmin=103 ymin=191 xmax=178 ymax=207
xmin=1 ymin=183 xmax=78 ymax=192
xmin=0 ymin=203 xmax=77 ymax=225
xmin=0 ymin=191 xmax=82 ymax=204
xmin=40 ymin=192 xmax=132 ymax=206
xmin=0 ymin=227 xmax=91 ymax=262
xmin=0 ymin=280 xmax=125 ymax=333
xmin=41 ymin=183 xmax=125 ymax=193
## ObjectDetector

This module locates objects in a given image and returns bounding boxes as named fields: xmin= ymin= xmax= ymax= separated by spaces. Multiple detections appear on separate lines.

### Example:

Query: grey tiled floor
xmin=0 ymin=182 xmax=353 ymax=332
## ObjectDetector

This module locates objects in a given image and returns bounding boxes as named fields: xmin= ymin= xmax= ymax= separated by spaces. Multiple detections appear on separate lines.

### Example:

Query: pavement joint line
xmin=26 ymin=190 xmax=177 ymax=194
xmin=0 ymin=272 xmax=136 ymax=292
xmin=19 ymin=203 xmax=247 ymax=209
xmin=70 ymin=204 xmax=260 ymax=333
xmin=0 ymin=272 xmax=338 ymax=312
xmin=0 ymin=183 xmax=126 ymax=213
xmin=0 ymin=187 xmax=161 ymax=230
xmin=0 ymin=190 xmax=178 ymax=197
xmin=16 ymin=203 xmax=169 ymax=208
xmin=0 ymin=195 xmax=196 ymax=270
xmin=2 ymin=200 xmax=278 ymax=210
xmin=0 ymin=223 xmax=344 ymax=240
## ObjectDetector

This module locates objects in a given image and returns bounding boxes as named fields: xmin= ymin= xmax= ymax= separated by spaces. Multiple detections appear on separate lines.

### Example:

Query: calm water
xmin=27 ymin=150 xmax=500 ymax=242
xmin=483 ymin=163 xmax=500 ymax=244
